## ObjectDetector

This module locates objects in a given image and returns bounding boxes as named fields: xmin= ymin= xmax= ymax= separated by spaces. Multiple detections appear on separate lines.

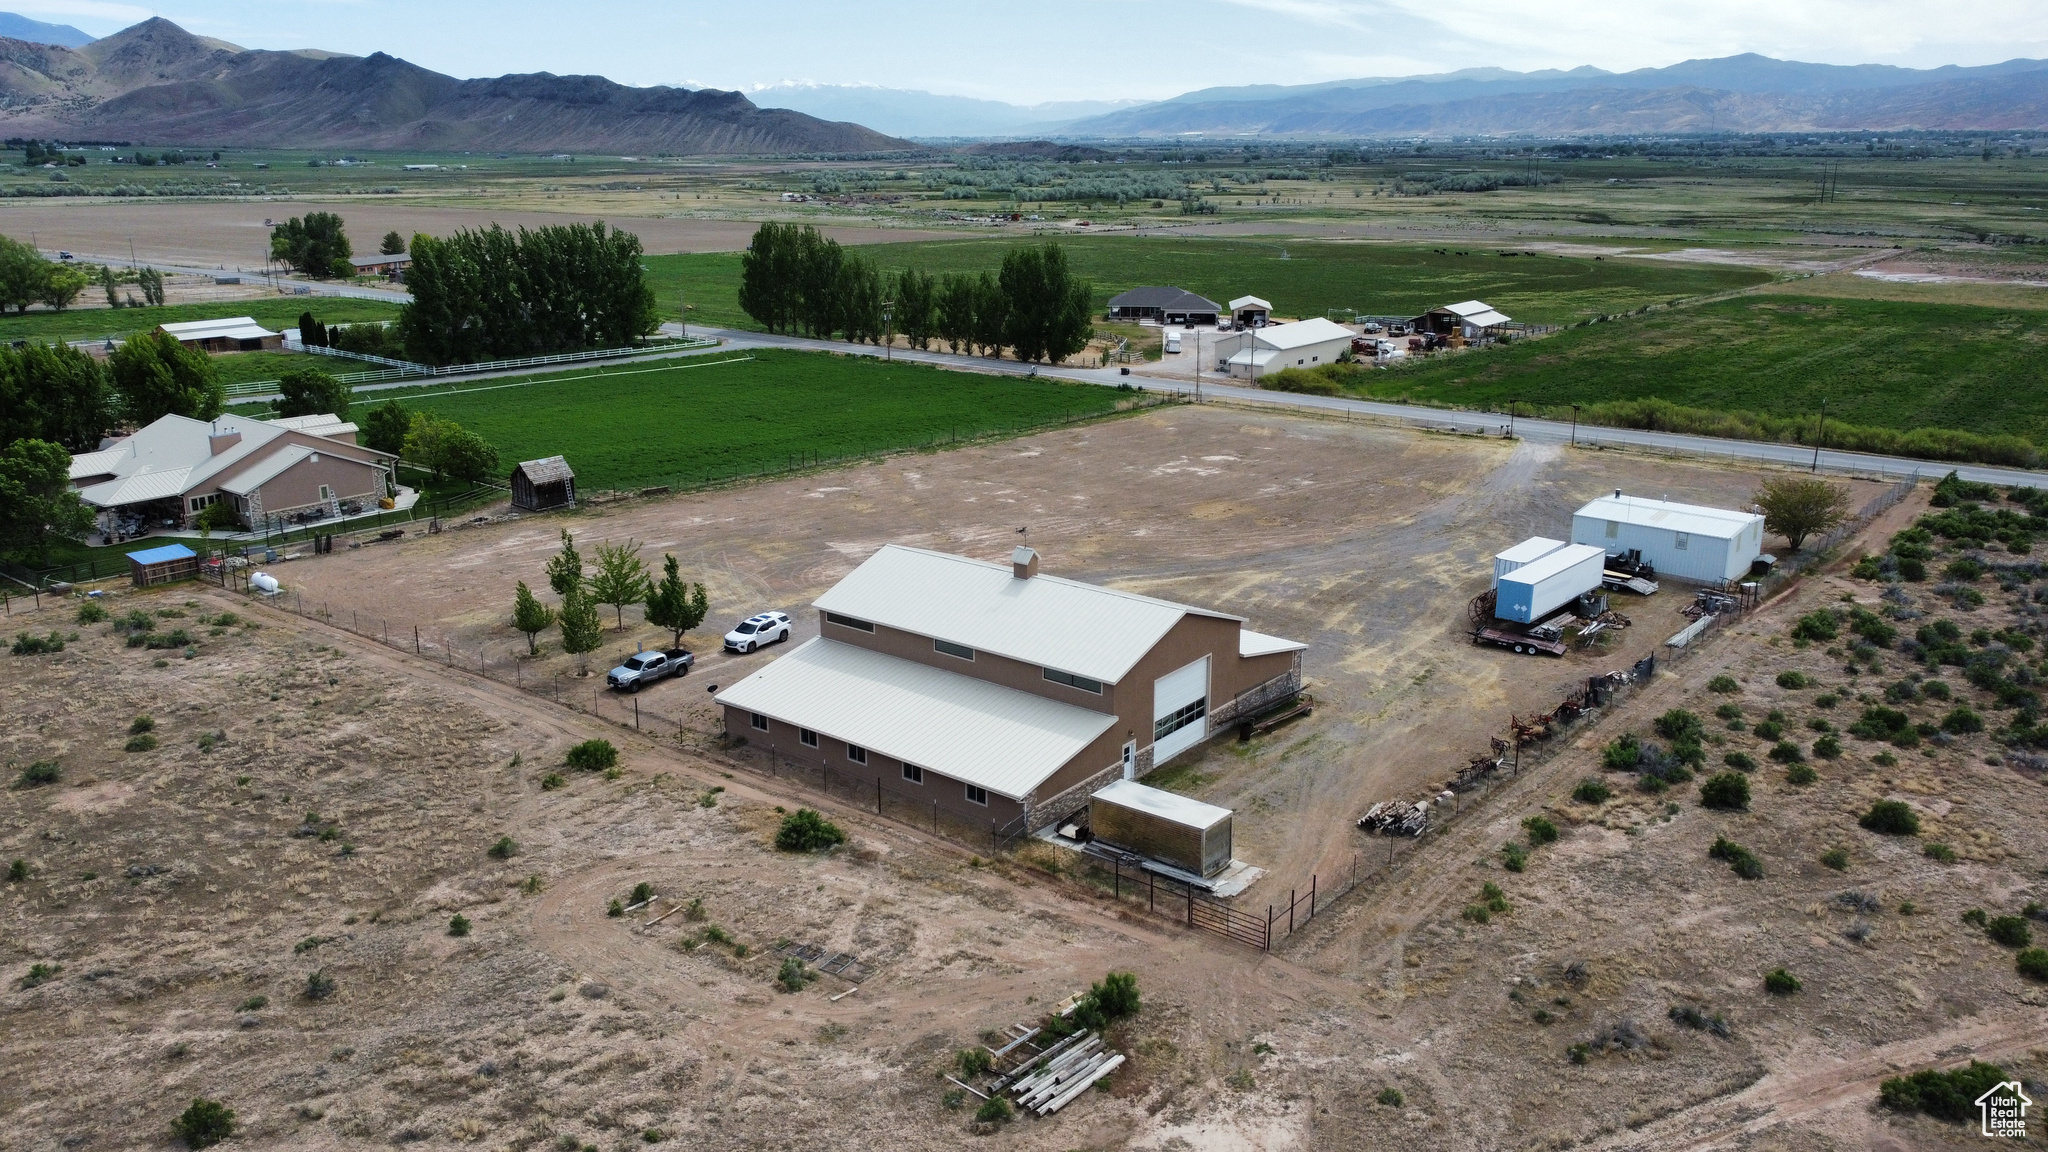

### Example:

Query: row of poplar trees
xmin=512 ymin=530 xmax=709 ymax=670
xmin=397 ymin=222 xmax=660 ymax=367
xmin=737 ymin=223 xmax=1094 ymax=363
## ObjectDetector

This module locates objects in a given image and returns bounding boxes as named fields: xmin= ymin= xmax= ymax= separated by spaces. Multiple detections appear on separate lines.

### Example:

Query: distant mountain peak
xmin=0 ymin=10 xmax=92 ymax=49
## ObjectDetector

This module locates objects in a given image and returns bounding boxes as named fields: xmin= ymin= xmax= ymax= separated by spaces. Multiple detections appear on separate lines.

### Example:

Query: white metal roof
xmin=218 ymin=444 xmax=314 ymax=496
xmin=1575 ymin=494 xmax=1763 ymax=541
xmin=1225 ymin=348 xmax=1280 ymax=369
xmin=77 ymin=465 xmax=195 ymax=507
xmin=1229 ymin=295 xmax=1271 ymax=310
xmin=71 ymin=413 xmax=383 ymax=509
xmin=715 ymin=638 xmax=1117 ymax=800
xmin=1239 ymin=629 xmax=1307 ymax=658
xmin=1091 ymin=779 xmax=1231 ymax=832
xmin=1499 ymin=543 xmax=1605 ymax=587
xmin=1253 ymin=317 xmax=1354 ymax=351
xmin=1462 ymin=308 xmax=1513 ymax=327
xmin=158 ymin=317 xmax=278 ymax=342
xmin=1496 ymin=537 xmax=1566 ymax=566
xmin=1442 ymin=300 xmax=1493 ymax=317
xmin=267 ymin=414 xmax=358 ymax=439
xmin=813 ymin=545 xmax=1240 ymax=685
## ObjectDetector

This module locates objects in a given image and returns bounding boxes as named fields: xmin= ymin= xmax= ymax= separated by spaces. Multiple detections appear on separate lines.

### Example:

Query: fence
xmin=221 ymin=336 xmax=723 ymax=399
xmin=1775 ymin=468 xmax=1921 ymax=581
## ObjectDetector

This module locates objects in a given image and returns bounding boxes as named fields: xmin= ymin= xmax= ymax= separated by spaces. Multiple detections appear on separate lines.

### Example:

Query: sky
xmin=16 ymin=0 xmax=2048 ymax=105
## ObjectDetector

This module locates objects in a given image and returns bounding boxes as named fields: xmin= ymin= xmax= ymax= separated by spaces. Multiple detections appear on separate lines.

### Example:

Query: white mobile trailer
xmin=1495 ymin=543 xmax=1606 ymax=624
xmin=1572 ymin=492 xmax=1764 ymax=585
xmin=1493 ymin=536 xmax=1567 ymax=587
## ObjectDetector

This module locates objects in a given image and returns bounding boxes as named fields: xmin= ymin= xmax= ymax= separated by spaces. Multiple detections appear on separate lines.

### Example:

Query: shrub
xmin=1820 ymin=847 xmax=1850 ymax=871
xmin=1708 ymin=675 xmax=1739 ymax=693
xmin=1785 ymin=764 xmax=1818 ymax=785
xmin=170 ymin=1098 xmax=236 ymax=1149
xmin=1654 ymin=709 xmax=1704 ymax=744
xmin=540 ymin=772 xmax=565 ymax=790
xmin=1768 ymin=740 xmax=1803 ymax=764
xmin=1940 ymin=707 xmax=1984 ymax=734
xmin=956 ymin=1047 xmax=994 ymax=1077
xmin=1814 ymin=692 xmax=1839 ymax=708
xmin=1714 ymin=703 xmax=1743 ymax=722
xmin=774 ymin=809 xmax=845 ymax=853
xmin=1092 ymin=971 xmax=1142 ymax=1020
xmin=1848 ymin=706 xmax=1913 ymax=742
xmin=1463 ymin=903 xmax=1492 ymax=924
xmin=1601 ymin=734 xmax=1640 ymax=772
xmin=1813 ymin=734 xmax=1842 ymax=759
xmin=1791 ymin=611 xmax=1840 ymax=642
xmin=1376 ymin=1087 xmax=1405 ymax=1107
xmin=1964 ymin=908 xmax=1989 ymax=927
xmin=129 ymin=714 xmax=154 ymax=734
xmin=2018 ymin=948 xmax=2048 ymax=981
xmin=1898 ymin=557 xmax=1927 ymax=581
xmin=1571 ymin=778 xmax=1611 ymax=804
xmin=1775 ymin=671 xmax=1809 ymax=689
xmin=10 ymin=630 xmax=65 ymax=655
xmin=76 ymin=601 xmax=107 ymax=624
xmin=1924 ymin=842 xmax=1957 ymax=863
xmin=565 ymin=739 xmax=618 ymax=772
xmin=6 ymin=858 xmax=27 ymax=882
xmin=304 ymin=970 xmax=335 ymax=1000
xmin=1723 ymin=751 xmax=1756 ymax=772
xmin=1710 ymin=837 xmax=1764 ymax=879
xmin=1522 ymin=815 xmax=1559 ymax=845
xmin=1752 ymin=719 xmax=1784 ymax=741
xmin=487 ymin=835 xmax=518 ymax=859
xmin=777 ymin=957 xmax=812 ymax=992
xmin=1699 ymin=772 xmax=1751 ymax=811
xmin=607 ymin=898 xmax=623 ymax=918
xmin=1920 ymin=680 xmax=1951 ymax=700
xmin=1860 ymin=800 xmax=1920 ymax=836
xmin=1763 ymin=968 xmax=1801 ymax=994
xmin=124 ymin=733 xmax=158 ymax=752
xmin=448 ymin=914 xmax=471 ymax=937
xmin=22 ymin=961 xmax=58 ymax=987
xmin=13 ymin=760 xmax=59 ymax=788
xmin=1500 ymin=842 xmax=1528 ymax=872
xmin=974 ymin=1096 xmax=1012 ymax=1124
xmin=1879 ymin=1060 xmax=2012 ymax=1122
xmin=1480 ymin=882 xmax=1509 ymax=913
xmin=631 ymin=881 xmax=654 ymax=905
xmin=1986 ymin=916 xmax=2033 ymax=948
xmin=236 ymin=994 xmax=267 ymax=1012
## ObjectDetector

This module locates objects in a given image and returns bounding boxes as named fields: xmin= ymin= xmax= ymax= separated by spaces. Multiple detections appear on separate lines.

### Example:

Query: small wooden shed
xmin=511 ymin=456 xmax=576 ymax=512
xmin=128 ymin=542 xmax=198 ymax=587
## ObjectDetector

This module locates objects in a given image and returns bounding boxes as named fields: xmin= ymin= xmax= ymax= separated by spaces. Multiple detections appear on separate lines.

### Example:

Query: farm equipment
xmin=1601 ymin=548 xmax=1660 ymax=596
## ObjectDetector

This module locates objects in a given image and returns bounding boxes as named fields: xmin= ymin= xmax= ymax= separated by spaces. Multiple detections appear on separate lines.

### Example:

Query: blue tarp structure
xmin=127 ymin=543 xmax=196 ymax=566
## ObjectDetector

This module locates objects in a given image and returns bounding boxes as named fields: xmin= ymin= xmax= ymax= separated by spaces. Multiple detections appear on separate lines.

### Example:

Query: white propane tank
xmin=251 ymin=572 xmax=280 ymax=594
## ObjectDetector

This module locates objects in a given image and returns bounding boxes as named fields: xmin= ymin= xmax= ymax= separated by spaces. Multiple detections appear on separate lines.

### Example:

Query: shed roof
xmin=1238 ymin=629 xmax=1307 ymax=658
xmin=1106 ymin=286 xmax=1221 ymax=313
xmin=1228 ymin=296 xmax=1271 ymax=311
xmin=714 ymin=638 xmax=1117 ymax=800
xmin=813 ymin=545 xmax=1239 ymax=686
xmin=515 ymin=456 xmax=575 ymax=485
xmin=1091 ymin=779 xmax=1231 ymax=832
xmin=157 ymin=317 xmax=278 ymax=342
xmin=128 ymin=543 xmax=196 ymax=565
xmin=1575 ymin=494 xmax=1763 ymax=541
xmin=1253 ymin=317 xmax=1353 ymax=351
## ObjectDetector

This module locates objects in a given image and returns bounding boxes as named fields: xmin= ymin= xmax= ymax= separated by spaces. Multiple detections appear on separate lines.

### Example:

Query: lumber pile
xmin=1357 ymin=800 xmax=1429 ymax=836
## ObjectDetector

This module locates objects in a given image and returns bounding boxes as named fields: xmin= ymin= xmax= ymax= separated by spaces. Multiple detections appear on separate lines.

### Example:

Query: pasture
xmin=0 ymin=296 xmax=397 ymax=345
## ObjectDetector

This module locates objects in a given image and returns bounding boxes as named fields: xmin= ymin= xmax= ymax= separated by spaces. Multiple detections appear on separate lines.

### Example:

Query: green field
xmin=1359 ymin=296 xmax=2048 ymax=444
xmin=331 ymin=348 xmax=1133 ymax=490
xmin=648 ymin=236 xmax=1775 ymax=333
xmin=0 ymin=296 xmax=398 ymax=345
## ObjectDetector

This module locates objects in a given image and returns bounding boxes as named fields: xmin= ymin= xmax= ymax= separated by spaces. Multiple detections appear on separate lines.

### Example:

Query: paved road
xmin=701 ymin=326 xmax=2043 ymax=486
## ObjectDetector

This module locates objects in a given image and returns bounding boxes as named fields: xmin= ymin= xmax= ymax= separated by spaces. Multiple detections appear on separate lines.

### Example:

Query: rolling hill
xmin=0 ymin=18 xmax=909 ymax=155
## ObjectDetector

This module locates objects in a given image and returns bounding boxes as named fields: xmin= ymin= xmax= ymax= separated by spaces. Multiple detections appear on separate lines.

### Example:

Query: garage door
xmin=1152 ymin=656 xmax=1210 ymax=765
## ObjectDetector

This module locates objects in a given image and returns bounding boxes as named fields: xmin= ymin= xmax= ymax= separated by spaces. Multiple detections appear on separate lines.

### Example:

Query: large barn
xmin=714 ymin=546 xmax=1305 ymax=833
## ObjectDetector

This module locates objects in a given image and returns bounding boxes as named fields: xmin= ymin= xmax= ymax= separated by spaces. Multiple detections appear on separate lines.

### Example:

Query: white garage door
xmin=1152 ymin=656 xmax=1210 ymax=765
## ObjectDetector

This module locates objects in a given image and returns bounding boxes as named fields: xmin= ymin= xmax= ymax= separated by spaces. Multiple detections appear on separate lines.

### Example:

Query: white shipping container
xmin=1495 ymin=543 xmax=1605 ymax=624
xmin=1493 ymin=536 xmax=1567 ymax=587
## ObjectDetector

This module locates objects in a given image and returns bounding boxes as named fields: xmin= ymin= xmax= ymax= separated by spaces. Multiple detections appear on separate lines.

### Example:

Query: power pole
xmin=1811 ymin=399 xmax=1826 ymax=473
xmin=881 ymin=300 xmax=894 ymax=362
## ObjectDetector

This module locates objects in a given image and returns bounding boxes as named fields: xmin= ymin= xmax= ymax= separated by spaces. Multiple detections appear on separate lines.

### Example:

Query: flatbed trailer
xmin=1473 ymin=626 xmax=1567 ymax=657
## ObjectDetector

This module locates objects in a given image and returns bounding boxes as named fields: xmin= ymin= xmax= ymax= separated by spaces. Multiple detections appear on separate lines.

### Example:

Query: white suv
xmin=723 ymin=611 xmax=792 ymax=653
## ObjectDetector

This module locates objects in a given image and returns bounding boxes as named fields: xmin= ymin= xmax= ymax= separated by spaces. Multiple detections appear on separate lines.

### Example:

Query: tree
xmin=545 ymin=529 xmax=583 ymax=596
xmin=98 ymin=264 xmax=117 ymax=309
xmin=362 ymin=400 xmax=408 ymax=456
xmin=397 ymin=222 xmax=657 ymax=366
xmin=0 ymin=438 xmax=93 ymax=562
xmin=588 ymin=538 xmax=650 ymax=630
xmin=38 ymin=264 xmax=86 ymax=312
xmin=275 ymin=367 xmax=349 ymax=420
xmin=0 ymin=341 xmax=112 ymax=450
xmin=380 ymin=230 xmax=406 ymax=256
xmin=400 ymin=412 xmax=454 ymax=478
xmin=0 ymin=234 xmax=48 ymax=313
xmin=109 ymin=329 xmax=223 ymax=426
xmin=937 ymin=272 xmax=977 ymax=353
xmin=1753 ymin=476 xmax=1851 ymax=552
xmin=137 ymin=266 xmax=165 ymax=307
xmin=895 ymin=268 xmax=937 ymax=350
xmin=836 ymin=252 xmax=884 ymax=344
xmin=999 ymin=242 xmax=1093 ymax=364
xmin=643 ymin=552 xmax=709 ymax=647
xmin=970 ymin=271 xmax=1008 ymax=357
xmin=437 ymin=427 xmax=498 ymax=484
xmin=269 ymin=212 xmax=352 ymax=279
xmin=194 ymin=500 xmax=241 ymax=533
xmin=170 ymin=1097 xmax=236 ymax=1149
xmin=557 ymin=586 xmax=604 ymax=674
xmin=511 ymin=580 xmax=555 ymax=655
xmin=738 ymin=222 xmax=802 ymax=334
xmin=297 ymin=311 xmax=328 ymax=348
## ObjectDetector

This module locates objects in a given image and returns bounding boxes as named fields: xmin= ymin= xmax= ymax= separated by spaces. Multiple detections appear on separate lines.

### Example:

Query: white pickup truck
xmin=605 ymin=648 xmax=694 ymax=692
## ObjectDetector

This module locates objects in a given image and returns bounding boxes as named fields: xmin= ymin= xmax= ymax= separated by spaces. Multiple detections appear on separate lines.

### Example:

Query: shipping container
xmin=1089 ymin=779 xmax=1233 ymax=878
xmin=1493 ymin=536 xmax=1566 ymax=587
xmin=1495 ymin=543 xmax=1605 ymax=624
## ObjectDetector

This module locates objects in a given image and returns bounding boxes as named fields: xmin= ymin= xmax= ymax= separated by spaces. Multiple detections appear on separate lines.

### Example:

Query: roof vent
xmin=1614 ymin=489 xmax=1622 ymax=499
xmin=1012 ymin=546 xmax=1039 ymax=580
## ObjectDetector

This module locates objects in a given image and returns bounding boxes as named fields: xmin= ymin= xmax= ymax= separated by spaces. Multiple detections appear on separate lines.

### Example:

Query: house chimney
xmin=1012 ymin=546 xmax=1039 ymax=580
xmin=1614 ymin=489 xmax=1622 ymax=499
xmin=209 ymin=430 xmax=242 ymax=456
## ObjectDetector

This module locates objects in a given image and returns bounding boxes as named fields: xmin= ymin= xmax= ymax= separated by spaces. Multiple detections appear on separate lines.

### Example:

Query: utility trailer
xmin=1472 ymin=623 xmax=1567 ymax=657
xmin=1601 ymin=548 xmax=1660 ymax=595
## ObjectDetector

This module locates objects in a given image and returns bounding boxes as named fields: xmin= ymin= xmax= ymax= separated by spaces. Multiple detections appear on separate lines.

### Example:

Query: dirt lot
xmin=277 ymin=405 xmax=1891 ymax=894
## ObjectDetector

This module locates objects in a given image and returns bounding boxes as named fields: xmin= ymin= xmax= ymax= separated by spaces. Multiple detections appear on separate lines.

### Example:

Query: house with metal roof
xmin=1218 ymin=317 xmax=1355 ymax=379
xmin=70 ymin=412 xmax=395 ymax=538
xmin=1571 ymin=491 xmax=1765 ymax=585
xmin=715 ymin=545 xmax=1305 ymax=833
xmin=156 ymin=317 xmax=284 ymax=353
xmin=1106 ymin=286 xmax=1221 ymax=325
xmin=1411 ymin=299 xmax=1513 ymax=337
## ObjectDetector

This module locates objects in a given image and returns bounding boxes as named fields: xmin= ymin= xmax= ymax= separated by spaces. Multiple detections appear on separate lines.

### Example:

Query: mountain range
xmin=0 ymin=18 xmax=907 ymax=154
xmin=745 ymin=84 xmax=1137 ymax=139
xmin=1062 ymin=54 xmax=2048 ymax=137
xmin=0 ymin=11 xmax=89 ymax=48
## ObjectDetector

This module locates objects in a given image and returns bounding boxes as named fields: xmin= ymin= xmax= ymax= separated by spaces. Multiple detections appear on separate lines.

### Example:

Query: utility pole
xmin=1811 ymin=399 xmax=1826 ymax=473
xmin=127 ymin=237 xmax=137 ymax=269
xmin=881 ymin=299 xmax=894 ymax=362
xmin=1570 ymin=404 xmax=1580 ymax=446
xmin=1508 ymin=399 xmax=1518 ymax=439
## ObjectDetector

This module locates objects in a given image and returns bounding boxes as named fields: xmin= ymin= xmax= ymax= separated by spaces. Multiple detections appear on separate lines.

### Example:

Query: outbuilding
xmin=156 ymin=317 xmax=283 ymax=353
xmin=1571 ymin=491 xmax=1765 ymax=585
xmin=510 ymin=456 xmax=577 ymax=512
xmin=1089 ymin=779 xmax=1233 ymax=878
xmin=1411 ymin=300 xmax=1512 ymax=338
xmin=1220 ymin=317 xmax=1354 ymax=379
xmin=128 ymin=542 xmax=198 ymax=587
xmin=1228 ymin=296 xmax=1271 ymax=327
xmin=1106 ymin=287 xmax=1221 ymax=326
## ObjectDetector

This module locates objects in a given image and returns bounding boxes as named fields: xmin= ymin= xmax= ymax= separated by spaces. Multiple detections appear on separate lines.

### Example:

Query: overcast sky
xmin=19 ymin=0 xmax=2048 ymax=104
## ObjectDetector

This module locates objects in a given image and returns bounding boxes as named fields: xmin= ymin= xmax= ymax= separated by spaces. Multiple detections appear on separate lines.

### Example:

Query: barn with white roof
xmin=1412 ymin=299 xmax=1513 ymax=337
xmin=1571 ymin=491 xmax=1766 ymax=585
xmin=1219 ymin=317 xmax=1354 ymax=379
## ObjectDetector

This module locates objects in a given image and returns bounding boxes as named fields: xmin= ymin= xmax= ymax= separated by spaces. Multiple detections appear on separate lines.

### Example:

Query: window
xmin=799 ymin=728 xmax=818 ymax=748
xmin=1155 ymin=697 xmax=1207 ymax=742
xmin=965 ymin=784 xmax=988 ymax=806
xmin=847 ymin=744 xmax=868 ymax=765
xmin=934 ymin=638 xmax=974 ymax=661
xmin=1674 ymin=531 xmax=1690 ymax=551
xmin=749 ymin=712 xmax=769 ymax=731
xmin=902 ymin=764 xmax=923 ymax=784
xmin=825 ymin=612 xmax=874 ymax=632
xmin=1605 ymin=519 xmax=1620 ymax=539
xmin=319 ymin=484 xmax=334 ymax=501
xmin=1043 ymin=667 xmax=1103 ymax=694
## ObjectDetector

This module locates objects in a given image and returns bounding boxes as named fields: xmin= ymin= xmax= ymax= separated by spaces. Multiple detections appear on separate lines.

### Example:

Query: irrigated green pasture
xmin=0 ymin=296 xmax=397 ymax=345
xmin=348 ymin=348 xmax=1131 ymax=489
xmin=1362 ymin=296 xmax=2048 ymax=443
xmin=648 ymin=236 xmax=1773 ymax=332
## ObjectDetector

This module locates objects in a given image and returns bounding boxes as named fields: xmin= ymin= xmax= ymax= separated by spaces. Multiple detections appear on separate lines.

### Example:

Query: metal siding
xmin=1495 ymin=545 xmax=1604 ymax=622
xmin=1573 ymin=515 xmax=1734 ymax=584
